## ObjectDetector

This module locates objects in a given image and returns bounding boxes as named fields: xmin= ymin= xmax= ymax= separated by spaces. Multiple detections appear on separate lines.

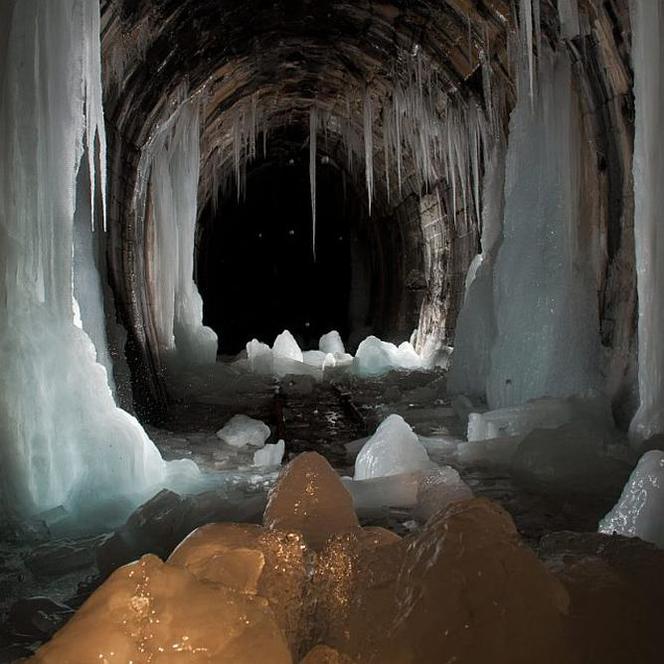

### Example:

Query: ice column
xmin=629 ymin=2 xmax=664 ymax=440
xmin=0 ymin=0 xmax=172 ymax=515
xmin=149 ymin=103 xmax=218 ymax=368
xmin=486 ymin=51 xmax=600 ymax=408
xmin=448 ymin=139 xmax=506 ymax=397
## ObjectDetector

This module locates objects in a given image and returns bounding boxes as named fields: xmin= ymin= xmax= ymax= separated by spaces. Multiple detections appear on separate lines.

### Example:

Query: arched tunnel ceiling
xmin=101 ymin=0 xmax=520 ymax=212
xmin=97 ymin=0 xmax=636 ymax=418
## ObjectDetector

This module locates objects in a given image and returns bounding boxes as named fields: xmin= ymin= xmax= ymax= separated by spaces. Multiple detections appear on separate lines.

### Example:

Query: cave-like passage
xmin=3 ymin=0 xmax=664 ymax=662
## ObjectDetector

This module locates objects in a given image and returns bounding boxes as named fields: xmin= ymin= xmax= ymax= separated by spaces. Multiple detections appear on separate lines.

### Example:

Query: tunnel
xmin=2 ymin=0 xmax=664 ymax=662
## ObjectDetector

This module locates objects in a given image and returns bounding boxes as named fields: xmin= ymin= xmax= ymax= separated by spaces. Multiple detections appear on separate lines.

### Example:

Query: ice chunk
xmin=467 ymin=394 xmax=611 ymax=442
xmin=600 ymin=451 xmax=664 ymax=548
xmin=467 ymin=397 xmax=574 ymax=441
xmin=29 ymin=554 xmax=292 ymax=664
xmin=302 ymin=350 xmax=336 ymax=369
xmin=373 ymin=499 xmax=571 ymax=664
xmin=264 ymin=452 xmax=360 ymax=550
xmin=415 ymin=468 xmax=474 ymax=521
xmin=342 ymin=473 xmax=420 ymax=511
xmin=216 ymin=414 xmax=270 ymax=449
xmin=353 ymin=336 xmax=424 ymax=377
xmin=354 ymin=415 xmax=432 ymax=480
xmin=273 ymin=330 xmax=303 ymax=363
xmin=246 ymin=338 xmax=273 ymax=373
xmin=319 ymin=330 xmax=346 ymax=355
xmin=253 ymin=440 xmax=286 ymax=467
xmin=456 ymin=436 xmax=523 ymax=468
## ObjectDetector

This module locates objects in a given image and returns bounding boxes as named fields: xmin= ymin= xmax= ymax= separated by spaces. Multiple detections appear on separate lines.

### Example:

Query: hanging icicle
xmin=363 ymin=87 xmax=374 ymax=215
xmin=309 ymin=107 xmax=318 ymax=260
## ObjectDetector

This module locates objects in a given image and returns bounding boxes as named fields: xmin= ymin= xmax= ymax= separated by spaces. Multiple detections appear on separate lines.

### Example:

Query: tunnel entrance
xmin=197 ymin=134 xmax=370 ymax=355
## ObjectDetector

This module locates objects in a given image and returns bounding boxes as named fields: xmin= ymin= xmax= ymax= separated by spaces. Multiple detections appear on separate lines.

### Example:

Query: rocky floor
xmin=0 ymin=366 xmax=631 ymax=662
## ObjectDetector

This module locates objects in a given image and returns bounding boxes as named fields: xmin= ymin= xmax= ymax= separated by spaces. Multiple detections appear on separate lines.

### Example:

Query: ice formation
xmin=599 ymin=451 xmax=664 ymax=548
xmin=354 ymin=415 xmax=432 ymax=480
xmin=0 ymin=0 xmax=196 ymax=516
xmin=309 ymin=107 xmax=318 ymax=259
xmin=468 ymin=397 xmax=578 ymax=442
xmin=216 ymin=415 xmax=271 ymax=449
xmin=448 ymin=140 xmax=505 ymax=397
xmin=273 ymin=330 xmax=304 ymax=363
xmin=319 ymin=330 xmax=345 ymax=355
xmin=253 ymin=440 xmax=286 ymax=467
xmin=145 ymin=101 xmax=218 ymax=368
xmin=628 ymin=2 xmax=664 ymax=440
xmin=486 ymin=50 xmax=600 ymax=409
xmin=353 ymin=336 xmax=426 ymax=377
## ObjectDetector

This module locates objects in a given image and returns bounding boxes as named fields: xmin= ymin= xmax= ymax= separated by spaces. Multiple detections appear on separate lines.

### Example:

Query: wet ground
xmin=0 ymin=366 xmax=630 ymax=662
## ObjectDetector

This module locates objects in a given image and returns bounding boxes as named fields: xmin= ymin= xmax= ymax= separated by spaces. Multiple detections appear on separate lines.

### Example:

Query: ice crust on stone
xmin=319 ymin=330 xmax=346 ymax=355
xmin=600 ymin=451 xmax=664 ymax=548
xmin=253 ymin=440 xmax=286 ymax=467
xmin=628 ymin=2 xmax=664 ymax=441
xmin=0 ymin=0 xmax=201 ymax=517
xmin=216 ymin=415 xmax=271 ymax=449
xmin=354 ymin=415 xmax=432 ymax=480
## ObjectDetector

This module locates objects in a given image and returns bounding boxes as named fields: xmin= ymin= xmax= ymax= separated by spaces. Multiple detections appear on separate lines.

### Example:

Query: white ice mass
xmin=253 ymin=439 xmax=286 ymax=467
xmin=354 ymin=415 xmax=432 ymax=480
xmin=0 ymin=0 xmax=197 ymax=516
xmin=216 ymin=415 xmax=271 ymax=449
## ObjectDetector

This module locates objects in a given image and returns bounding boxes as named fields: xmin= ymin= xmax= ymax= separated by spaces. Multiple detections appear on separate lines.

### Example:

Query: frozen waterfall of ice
xmin=0 ymin=0 xmax=198 ymax=517
xmin=628 ymin=2 xmax=664 ymax=441
xmin=486 ymin=50 xmax=600 ymax=409
xmin=148 ymin=102 xmax=218 ymax=369
xmin=599 ymin=450 xmax=664 ymax=548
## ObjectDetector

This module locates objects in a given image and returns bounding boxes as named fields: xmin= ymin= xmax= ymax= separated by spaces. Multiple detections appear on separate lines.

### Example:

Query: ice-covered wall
xmin=628 ymin=1 xmax=664 ymax=441
xmin=146 ymin=102 xmax=218 ymax=369
xmin=0 ymin=0 xmax=193 ymax=517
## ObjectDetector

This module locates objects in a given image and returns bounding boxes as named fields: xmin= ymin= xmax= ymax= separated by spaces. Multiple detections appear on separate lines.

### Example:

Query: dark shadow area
xmin=197 ymin=134 xmax=368 ymax=354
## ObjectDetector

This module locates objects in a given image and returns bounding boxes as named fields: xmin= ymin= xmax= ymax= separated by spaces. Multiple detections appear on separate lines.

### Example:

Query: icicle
xmin=520 ymin=0 xmax=534 ymax=102
xmin=558 ymin=0 xmax=580 ymax=39
xmin=309 ymin=107 xmax=318 ymax=260
xmin=629 ymin=1 xmax=664 ymax=439
xmin=363 ymin=87 xmax=374 ymax=214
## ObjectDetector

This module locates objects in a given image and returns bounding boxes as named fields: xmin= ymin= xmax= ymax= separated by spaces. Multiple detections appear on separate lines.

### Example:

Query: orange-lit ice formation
xmin=27 ymin=452 xmax=664 ymax=663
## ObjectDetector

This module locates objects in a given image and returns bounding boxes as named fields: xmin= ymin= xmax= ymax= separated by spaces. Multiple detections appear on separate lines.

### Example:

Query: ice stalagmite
xmin=0 ymin=0 xmax=194 ymax=517
xmin=149 ymin=102 xmax=218 ymax=368
xmin=628 ymin=2 xmax=664 ymax=440
xmin=486 ymin=51 xmax=600 ymax=409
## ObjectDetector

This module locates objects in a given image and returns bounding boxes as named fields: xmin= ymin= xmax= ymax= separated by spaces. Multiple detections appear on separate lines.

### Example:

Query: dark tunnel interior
xmin=197 ymin=132 xmax=372 ymax=355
